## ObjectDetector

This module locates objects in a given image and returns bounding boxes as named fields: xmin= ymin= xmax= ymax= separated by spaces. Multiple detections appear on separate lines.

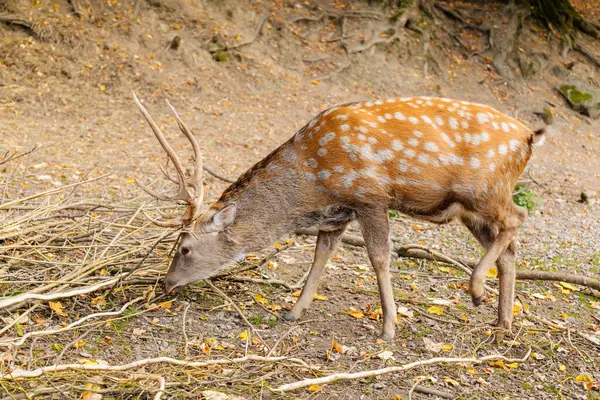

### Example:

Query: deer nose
xmin=162 ymin=277 xmax=183 ymax=295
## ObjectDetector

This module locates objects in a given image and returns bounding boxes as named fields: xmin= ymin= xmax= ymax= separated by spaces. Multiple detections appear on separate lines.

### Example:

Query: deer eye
xmin=181 ymin=247 xmax=191 ymax=256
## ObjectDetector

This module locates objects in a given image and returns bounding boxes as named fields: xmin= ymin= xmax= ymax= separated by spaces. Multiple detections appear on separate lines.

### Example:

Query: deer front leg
xmin=284 ymin=225 xmax=347 ymax=321
xmin=358 ymin=209 xmax=396 ymax=341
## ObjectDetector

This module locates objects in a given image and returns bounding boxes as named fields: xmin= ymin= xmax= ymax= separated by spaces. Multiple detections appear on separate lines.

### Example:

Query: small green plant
xmin=513 ymin=188 xmax=538 ymax=211
xmin=248 ymin=315 xmax=263 ymax=325
xmin=388 ymin=210 xmax=400 ymax=218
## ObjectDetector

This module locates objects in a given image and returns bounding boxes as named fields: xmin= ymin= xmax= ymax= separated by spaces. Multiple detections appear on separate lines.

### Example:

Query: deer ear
xmin=212 ymin=203 xmax=237 ymax=230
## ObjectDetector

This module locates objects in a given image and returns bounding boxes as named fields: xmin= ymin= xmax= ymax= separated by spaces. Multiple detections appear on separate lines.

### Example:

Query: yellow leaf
xmin=486 ymin=267 xmax=498 ymax=278
xmin=438 ymin=266 xmax=452 ymax=274
xmin=313 ymin=293 xmax=328 ymax=301
xmin=74 ymin=340 xmax=86 ymax=349
xmin=575 ymin=374 xmax=592 ymax=382
xmin=49 ymin=301 xmax=68 ymax=317
xmin=559 ymin=282 xmax=578 ymax=291
xmin=253 ymin=294 xmax=268 ymax=305
xmin=427 ymin=306 xmax=444 ymax=315
xmin=332 ymin=340 xmax=344 ymax=354
xmin=489 ymin=360 xmax=505 ymax=368
xmin=559 ymin=364 xmax=567 ymax=371
xmin=442 ymin=344 xmax=453 ymax=351
xmin=559 ymin=313 xmax=568 ymax=319
xmin=513 ymin=303 xmax=522 ymax=316
xmin=292 ymin=290 xmax=301 ymax=297
xmin=81 ymin=383 xmax=101 ymax=400
xmin=348 ymin=310 xmax=364 ymax=319
xmin=270 ymin=304 xmax=282 ymax=311
xmin=91 ymin=296 xmax=106 ymax=307
xmin=308 ymin=384 xmax=322 ymax=392
xmin=412 ymin=224 xmax=424 ymax=230
xmin=506 ymin=362 xmax=519 ymax=369
xmin=99 ymin=85 xmax=105 ymax=92
xmin=444 ymin=376 xmax=460 ymax=386
xmin=239 ymin=330 xmax=249 ymax=342
xmin=466 ymin=367 xmax=478 ymax=375
xmin=173 ymin=24 xmax=181 ymax=30
xmin=126 ymin=177 xmax=135 ymax=183
xmin=311 ymin=80 xmax=320 ymax=86
xmin=159 ymin=301 xmax=173 ymax=309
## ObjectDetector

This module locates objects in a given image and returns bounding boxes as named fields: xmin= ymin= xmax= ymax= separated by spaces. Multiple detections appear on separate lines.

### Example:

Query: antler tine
xmin=132 ymin=92 xmax=191 ymax=203
xmin=142 ymin=211 xmax=183 ymax=228
xmin=165 ymin=99 xmax=204 ymax=208
xmin=158 ymin=158 xmax=180 ymax=185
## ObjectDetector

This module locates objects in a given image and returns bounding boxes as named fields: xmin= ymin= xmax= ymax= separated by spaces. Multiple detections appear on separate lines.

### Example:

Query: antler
xmin=133 ymin=92 xmax=204 ymax=227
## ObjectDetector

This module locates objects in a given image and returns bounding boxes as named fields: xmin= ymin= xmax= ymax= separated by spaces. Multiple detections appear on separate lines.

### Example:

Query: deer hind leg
xmin=284 ymin=225 xmax=347 ymax=321
xmin=358 ymin=209 xmax=396 ymax=341
xmin=461 ymin=214 xmax=518 ymax=339
xmin=465 ymin=203 xmax=526 ymax=297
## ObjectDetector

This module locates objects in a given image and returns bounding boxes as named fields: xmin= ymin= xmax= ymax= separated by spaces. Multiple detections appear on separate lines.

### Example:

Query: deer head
xmin=133 ymin=94 xmax=243 ymax=294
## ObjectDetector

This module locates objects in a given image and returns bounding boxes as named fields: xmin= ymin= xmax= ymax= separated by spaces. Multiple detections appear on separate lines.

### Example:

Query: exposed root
xmin=212 ymin=15 xmax=269 ymax=53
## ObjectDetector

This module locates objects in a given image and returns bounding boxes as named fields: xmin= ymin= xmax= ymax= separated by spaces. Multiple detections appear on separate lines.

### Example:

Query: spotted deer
xmin=133 ymin=93 xmax=546 ymax=341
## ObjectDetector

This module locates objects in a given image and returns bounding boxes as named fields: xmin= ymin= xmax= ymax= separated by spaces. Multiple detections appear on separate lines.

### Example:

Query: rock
xmin=557 ymin=83 xmax=600 ymax=119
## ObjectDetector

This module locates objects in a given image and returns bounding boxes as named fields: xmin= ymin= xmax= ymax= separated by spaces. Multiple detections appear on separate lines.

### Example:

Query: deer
xmin=132 ymin=93 xmax=546 ymax=341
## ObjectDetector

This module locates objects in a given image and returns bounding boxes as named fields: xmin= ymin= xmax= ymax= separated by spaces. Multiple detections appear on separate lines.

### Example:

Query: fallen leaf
xmin=74 ymin=340 xmax=86 ymax=349
xmin=81 ymin=383 xmax=102 ymax=400
xmin=348 ymin=310 xmax=364 ymax=319
xmin=506 ymin=362 xmax=519 ymax=369
xmin=423 ymin=338 xmax=444 ymax=353
xmin=239 ymin=330 xmax=249 ymax=342
xmin=332 ymin=340 xmax=344 ymax=354
xmin=397 ymin=306 xmax=414 ymax=318
xmin=49 ymin=301 xmax=68 ymax=317
xmin=531 ymin=353 xmax=545 ymax=360
xmin=489 ymin=360 xmax=505 ymax=368
xmin=427 ymin=306 xmax=444 ymax=315
xmin=559 ymin=282 xmax=578 ymax=291
xmin=559 ymin=364 xmax=567 ymax=371
xmin=313 ymin=294 xmax=328 ymax=301
xmin=442 ymin=344 xmax=453 ymax=351
xmin=575 ymin=374 xmax=592 ymax=382
xmin=377 ymin=350 xmax=395 ymax=361
xmin=253 ymin=294 xmax=268 ymax=305
xmin=486 ymin=267 xmax=498 ymax=278
xmin=444 ymin=376 xmax=460 ymax=386
xmin=91 ymin=296 xmax=106 ymax=307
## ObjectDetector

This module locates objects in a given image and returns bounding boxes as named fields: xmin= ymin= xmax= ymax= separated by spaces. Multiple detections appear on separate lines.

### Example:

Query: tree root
xmin=211 ymin=15 xmax=268 ymax=53
xmin=272 ymin=349 xmax=531 ymax=392
xmin=0 ymin=15 xmax=34 ymax=33
xmin=294 ymin=228 xmax=600 ymax=292
xmin=574 ymin=40 xmax=600 ymax=69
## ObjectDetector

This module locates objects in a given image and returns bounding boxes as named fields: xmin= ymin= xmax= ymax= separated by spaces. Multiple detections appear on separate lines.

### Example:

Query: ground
xmin=1 ymin=0 xmax=600 ymax=399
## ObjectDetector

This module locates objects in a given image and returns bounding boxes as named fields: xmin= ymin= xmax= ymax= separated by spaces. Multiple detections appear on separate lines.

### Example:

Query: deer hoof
xmin=282 ymin=311 xmax=299 ymax=321
xmin=379 ymin=331 xmax=395 ymax=342
xmin=471 ymin=295 xmax=485 ymax=307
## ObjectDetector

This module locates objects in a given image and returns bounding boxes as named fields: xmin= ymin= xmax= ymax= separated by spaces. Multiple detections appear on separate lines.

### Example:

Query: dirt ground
xmin=1 ymin=0 xmax=600 ymax=399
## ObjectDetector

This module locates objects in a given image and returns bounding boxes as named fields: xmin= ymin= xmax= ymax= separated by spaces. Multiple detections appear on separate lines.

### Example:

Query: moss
xmin=559 ymin=85 xmax=593 ymax=104
xmin=213 ymin=50 xmax=230 ymax=62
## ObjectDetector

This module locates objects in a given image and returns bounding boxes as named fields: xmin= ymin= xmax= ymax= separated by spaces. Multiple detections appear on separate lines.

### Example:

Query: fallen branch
xmin=0 ymin=146 xmax=37 ymax=166
xmin=0 ymin=278 xmax=119 ymax=310
xmin=272 ymin=349 xmax=531 ymax=392
xmin=0 ymin=15 xmax=34 ymax=33
xmin=1 ymin=354 xmax=311 ymax=380
xmin=203 ymin=166 xmax=235 ymax=183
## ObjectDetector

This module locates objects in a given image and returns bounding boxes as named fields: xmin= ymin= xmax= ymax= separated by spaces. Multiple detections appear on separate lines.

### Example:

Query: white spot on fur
xmin=398 ymin=159 xmax=409 ymax=171
xmin=385 ymin=113 xmax=392 ymax=120
xmin=449 ymin=154 xmax=464 ymax=165
xmin=375 ymin=100 xmax=384 ymax=105
xmin=333 ymin=165 xmax=345 ymax=173
xmin=477 ymin=113 xmax=489 ymax=124
xmin=489 ymin=162 xmax=496 ymax=171
xmin=470 ymin=156 xmax=480 ymax=169
xmin=449 ymin=117 xmax=459 ymax=130
xmin=307 ymin=158 xmax=317 ymax=168
xmin=335 ymin=114 xmax=348 ymax=121
xmin=461 ymin=121 xmax=469 ymax=129
xmin=509 ymin=122 xmax=518 ymax=130
xmin=435 ymin=116 xmax=444 ymax=126
xmin=377 ymin=116 xmax=386 ymax=123
xmin=318 ymin=170 xmax=331 ymax=180
xmin=487 ymin=149 xmax=495 ymax=158
xmin=341 ymin=136 xmax=350 ymax=144
xmin=392 ymin=140 xmax=404 ymax=151
xmin=471 ymin=134 xmax=481 ymax=146
xmin=492 ymin=121 xmax=500 ymax=130
xmin=454 ymin=133 xmax=462 ymax=143
xmin=501 ymin=122 xmax=510 ymax=132
xmin=358 ymin=133 xmax=367 ymax=141
xmin=441 ymin=133 xmax=456 ymax=148
xmin=317 ymin=148 xmax=327 ymax=157
xmin=403 ymin=149 xmax=416 ymax=158
xmin=319 ymin=132 xmax=336 ymax=146
xmin=340 ymin=124 xmax=350 ymax=131
xmin=408 ymin=138 xmax=419 ymax=147
xmin=394 ymin=112 xmax=406 ymax=120
xmin=421 ymin=116 xmax=433 ymax=124
xmin=424 ymin=142 xmax=439 ymax=152
xmin=409 ymin=116 xmax=419 ymax=124
xmin=368 ymin=137 xmax=378 ymax=144
xmin=413 ymin=130 xmax=423 ymax=137
xmin=303 ymin=172 xmax=316 ymax=182
xmin=282 ymin=147 xmax=297 ymax=162
xmin=417 ymin=154 xmax=429 ymax=164
xmin=498 ymin=144 xmax=508 ymax=155
xmin=509 ymin=139 xmax=520 ymax=151
xmin=359 ymin=126 xmax=368 ymax=134
xmin=481 ymin=131 xmax=490 ymax=142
